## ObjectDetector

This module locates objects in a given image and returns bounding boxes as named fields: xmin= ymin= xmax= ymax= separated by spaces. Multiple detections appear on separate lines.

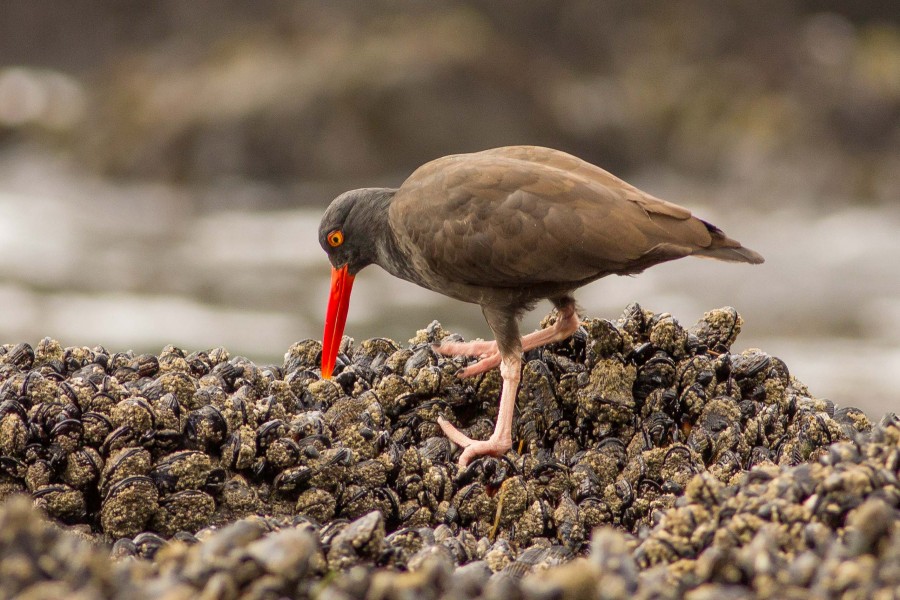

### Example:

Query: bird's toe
xmin=437 ymin=416 xmax=476 ymax=448
xmin=457 ymin=437 xmax=512 ymax=467
xmin=437 ymin=417 xmax=511 ymax=466
xmin=433 ymin=339 xmax=498 ymax=358
xmin=456 ymin=352 xmax=502 ymax=378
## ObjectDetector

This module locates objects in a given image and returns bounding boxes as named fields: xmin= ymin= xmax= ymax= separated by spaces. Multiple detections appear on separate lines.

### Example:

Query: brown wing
xmin=475 ymin=146 xmax=694 ymax=220
xmin=388 ymin=146 xmax=716 ymax=289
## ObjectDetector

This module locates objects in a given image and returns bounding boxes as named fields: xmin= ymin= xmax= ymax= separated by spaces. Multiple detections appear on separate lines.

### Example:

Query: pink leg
xmin=434 ymin=305 xmax=580 ymax=378
xmin=438 ymin=354 xmax=521 ymax=466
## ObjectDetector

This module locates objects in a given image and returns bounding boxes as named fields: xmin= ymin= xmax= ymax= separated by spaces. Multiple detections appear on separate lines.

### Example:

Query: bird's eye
xmin=327 ymin=230 xmax=344 ymax=247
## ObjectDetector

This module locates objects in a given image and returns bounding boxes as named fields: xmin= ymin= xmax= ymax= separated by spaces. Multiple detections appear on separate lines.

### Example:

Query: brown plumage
xmin=387 ymin=147 xmax=760 ymax=308
xmin=319 ymin=146 xmax=763 ymax=465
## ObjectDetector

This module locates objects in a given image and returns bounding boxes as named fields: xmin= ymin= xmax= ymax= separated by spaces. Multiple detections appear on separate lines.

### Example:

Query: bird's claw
xmin=437 ymin=416 xmax=511 ymax=466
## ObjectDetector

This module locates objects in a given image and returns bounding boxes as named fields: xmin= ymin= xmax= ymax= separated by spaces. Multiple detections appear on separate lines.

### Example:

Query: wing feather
xmin=388 ymin=146 xmax=714 ymax=290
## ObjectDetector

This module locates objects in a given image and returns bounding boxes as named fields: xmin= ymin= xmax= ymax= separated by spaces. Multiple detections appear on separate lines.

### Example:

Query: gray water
xmin=1 ymin=150 xmax=897 ymax=417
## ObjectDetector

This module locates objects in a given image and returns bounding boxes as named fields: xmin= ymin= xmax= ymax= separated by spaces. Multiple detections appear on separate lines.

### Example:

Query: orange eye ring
xmin=327 ymin=230 xmax=344 ymax=247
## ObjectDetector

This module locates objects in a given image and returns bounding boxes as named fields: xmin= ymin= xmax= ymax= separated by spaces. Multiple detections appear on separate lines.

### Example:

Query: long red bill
xmin=321 ymin=264 xmax=355 ymax=379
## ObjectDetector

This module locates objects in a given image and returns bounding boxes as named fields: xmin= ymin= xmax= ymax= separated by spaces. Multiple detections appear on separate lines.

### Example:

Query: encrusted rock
xmin=0 ymin=306 xmax=892 ymax=599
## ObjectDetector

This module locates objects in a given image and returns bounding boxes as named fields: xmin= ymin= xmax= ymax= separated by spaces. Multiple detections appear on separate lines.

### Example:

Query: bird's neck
xmin=355 ymin=188 xmax=404 ymax=272
xmin=363 ymin=189 xmax=424 ymax=286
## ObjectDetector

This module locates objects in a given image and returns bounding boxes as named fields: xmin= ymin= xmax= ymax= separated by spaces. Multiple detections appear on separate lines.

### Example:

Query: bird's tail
xmin=694 ymin=220 xmax=765 ymax=264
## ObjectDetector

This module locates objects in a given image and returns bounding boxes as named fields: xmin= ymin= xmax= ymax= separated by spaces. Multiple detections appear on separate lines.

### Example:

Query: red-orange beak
xmin=321 ymin=264 xmax=355 ymax=379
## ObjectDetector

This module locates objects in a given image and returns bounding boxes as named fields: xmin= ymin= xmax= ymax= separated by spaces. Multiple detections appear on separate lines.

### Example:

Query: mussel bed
xmin=0 ymin=304 xmax=897 ymax=599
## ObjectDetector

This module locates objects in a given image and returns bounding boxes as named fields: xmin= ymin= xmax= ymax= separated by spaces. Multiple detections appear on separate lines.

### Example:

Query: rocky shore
xmin=0 ymin=305 xmax=896 ymax=599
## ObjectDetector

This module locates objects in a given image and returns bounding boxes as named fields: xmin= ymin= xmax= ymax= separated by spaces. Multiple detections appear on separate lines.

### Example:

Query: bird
xmin=318 ymin=145 xmax=763 ymax=466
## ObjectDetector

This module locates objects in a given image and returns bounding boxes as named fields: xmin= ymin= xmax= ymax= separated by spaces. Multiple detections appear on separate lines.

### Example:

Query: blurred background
xmin=0 ymin=1 xmax=897 ymax=416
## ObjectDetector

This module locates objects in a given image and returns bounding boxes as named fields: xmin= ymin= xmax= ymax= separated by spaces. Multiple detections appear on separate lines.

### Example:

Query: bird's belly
xmin=401 ymin=268 xmax=583 ymax=311
xmin=378 ymin=237 xmax=604 ymax=310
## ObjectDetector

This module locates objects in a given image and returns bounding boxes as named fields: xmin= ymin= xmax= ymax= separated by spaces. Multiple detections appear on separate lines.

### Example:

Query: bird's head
xmin=318 ymin=188 xmax=395 ymax=379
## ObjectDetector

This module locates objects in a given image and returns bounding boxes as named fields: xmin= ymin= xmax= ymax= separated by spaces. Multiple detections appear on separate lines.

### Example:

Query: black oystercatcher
xmin=319 ymin=146 xmax=763 ymax=465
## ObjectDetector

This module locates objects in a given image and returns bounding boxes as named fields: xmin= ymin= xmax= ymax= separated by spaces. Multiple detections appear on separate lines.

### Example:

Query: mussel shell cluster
xmin=2 ymin=418 xmax=898 ymax=599
xmin=0 ymin=304 xmax=893 ymax=600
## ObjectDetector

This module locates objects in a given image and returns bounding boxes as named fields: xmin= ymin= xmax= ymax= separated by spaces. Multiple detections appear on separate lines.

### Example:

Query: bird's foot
xmin=456 ymin=352 xmax=501 ymax=378
xmin=437 ymin=416 xmax=512 ymax=466
xmin=433 ymin=339 xmax=497 ymax=358
xmin=434 ymin=307 xmax=580 ymax=380
xmin=433 ymin=339 xmax=502 ymax=378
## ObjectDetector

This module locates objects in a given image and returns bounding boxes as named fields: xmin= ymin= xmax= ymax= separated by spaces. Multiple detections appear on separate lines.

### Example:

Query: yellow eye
xmin=327 ymin=230 xmax=344 ymax=247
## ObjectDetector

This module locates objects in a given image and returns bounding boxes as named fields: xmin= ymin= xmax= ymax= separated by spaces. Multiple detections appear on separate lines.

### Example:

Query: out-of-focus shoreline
xmin=1 ymin=150 xmax=897 ymax=417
